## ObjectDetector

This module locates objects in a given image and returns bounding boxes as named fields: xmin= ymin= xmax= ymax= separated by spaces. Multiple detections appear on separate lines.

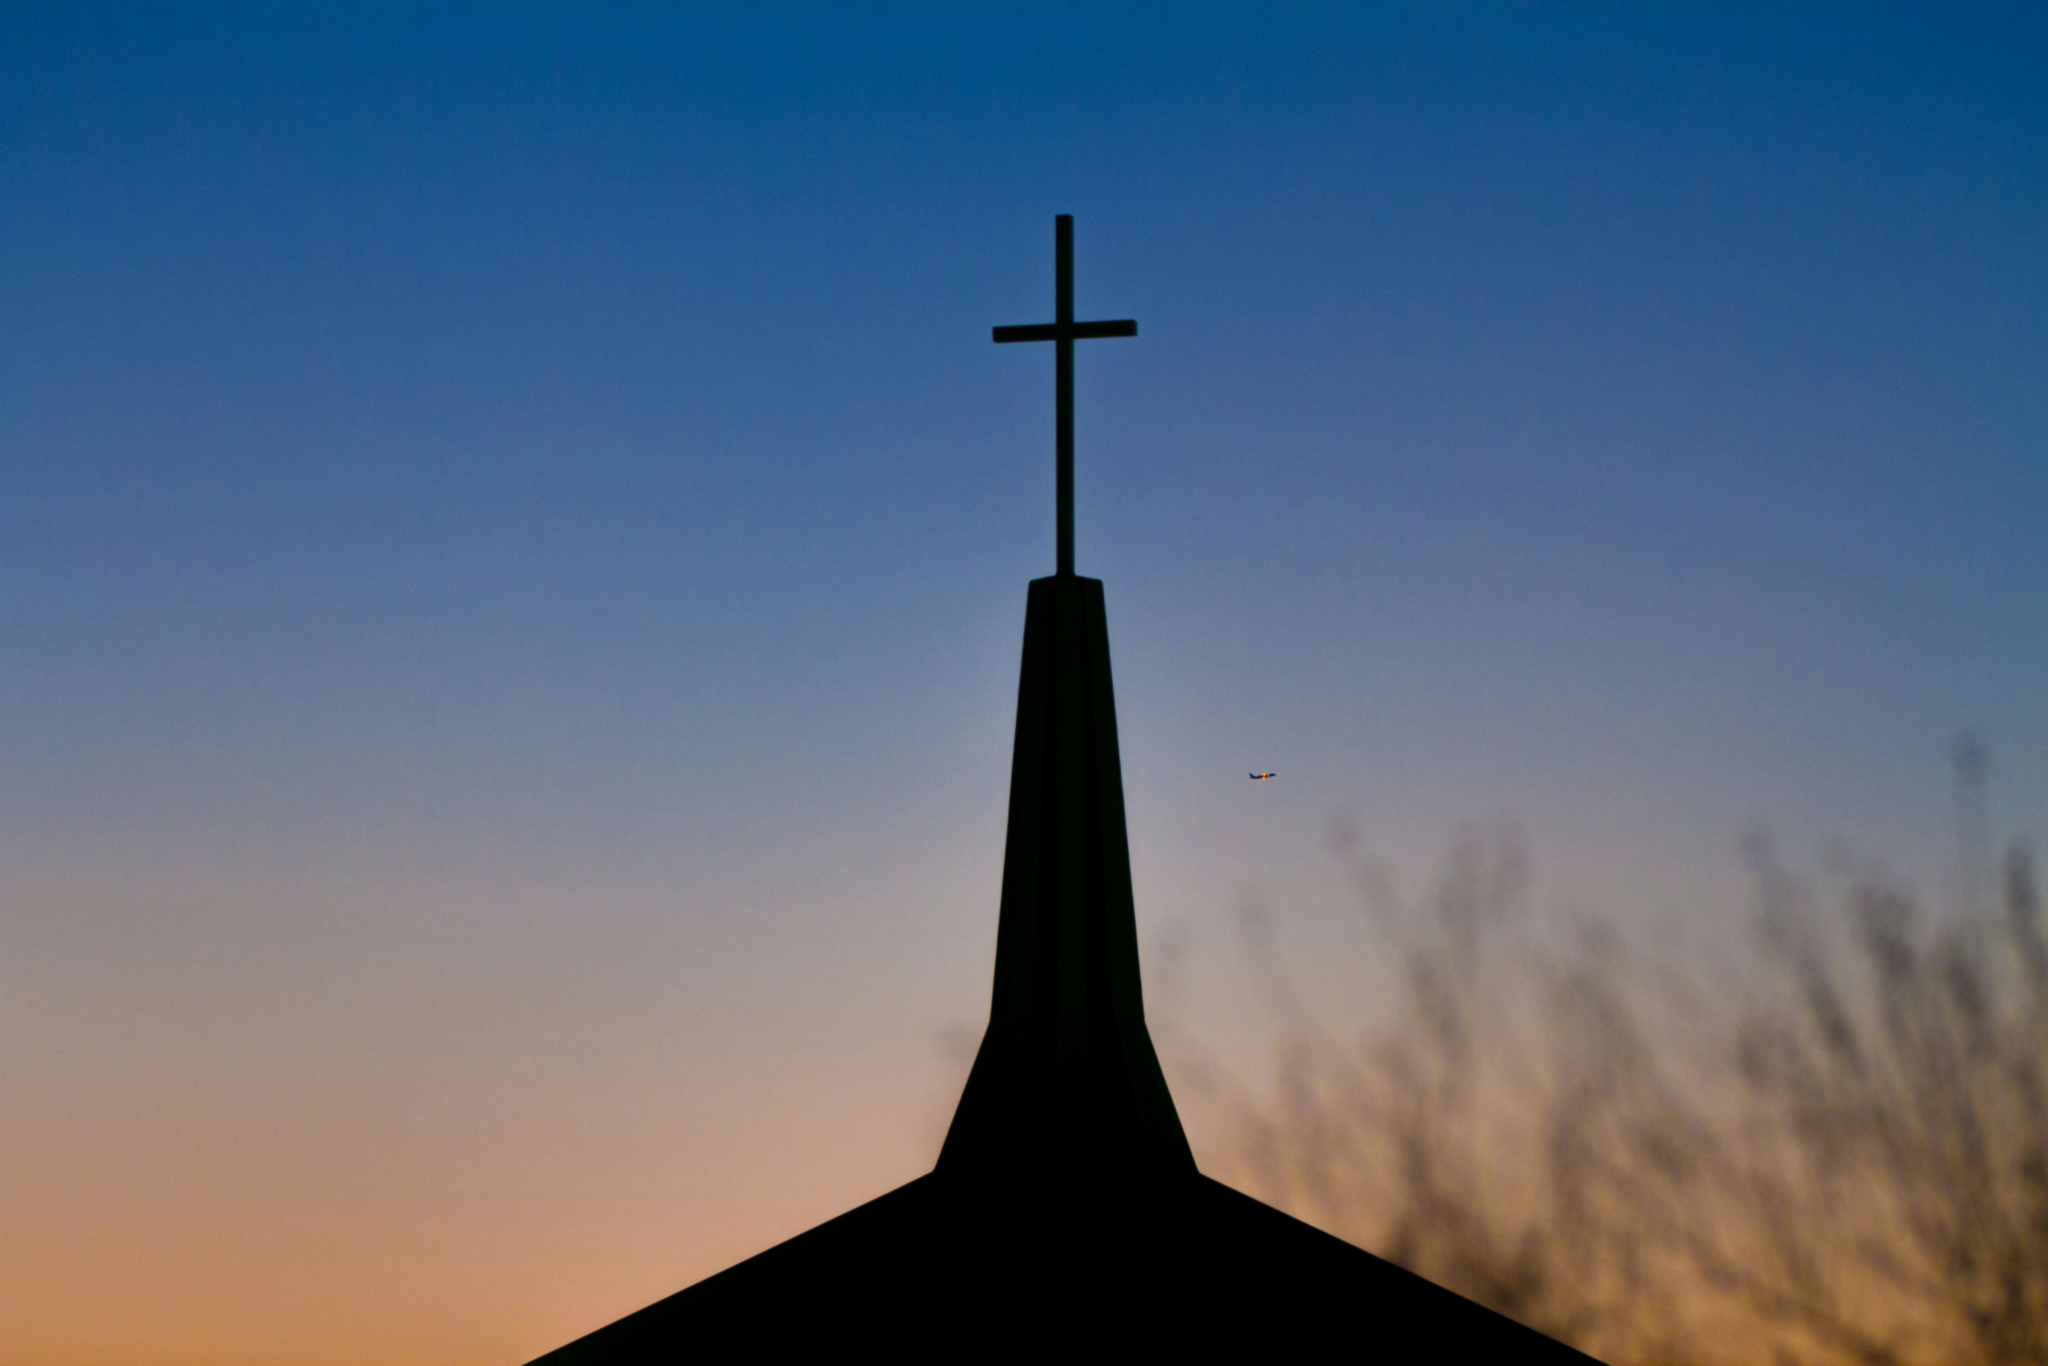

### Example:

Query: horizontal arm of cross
xmin=992 ymin=319 xmax=1138 ymax=343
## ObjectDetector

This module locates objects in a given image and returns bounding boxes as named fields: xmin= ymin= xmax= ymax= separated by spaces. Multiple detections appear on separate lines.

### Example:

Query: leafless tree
xmin=1183 ymin=825 xmax=2048 ymax=1364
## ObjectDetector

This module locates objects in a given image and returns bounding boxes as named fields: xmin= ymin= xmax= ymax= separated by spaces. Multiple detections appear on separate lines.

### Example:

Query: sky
xmin=2 ymin=5 xmax=2044 ymax=1362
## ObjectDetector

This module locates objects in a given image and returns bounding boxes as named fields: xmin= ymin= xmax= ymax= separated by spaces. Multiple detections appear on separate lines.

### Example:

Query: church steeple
xmin=942 ymin=216 xmax=1188 ymax=1179
xmin=938 ymin=573 xmax=1194 ymax=1177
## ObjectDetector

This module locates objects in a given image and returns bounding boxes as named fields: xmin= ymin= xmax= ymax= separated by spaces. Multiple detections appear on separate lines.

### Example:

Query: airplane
xmin=1249 ymin=772 xmax=1276 ymax=780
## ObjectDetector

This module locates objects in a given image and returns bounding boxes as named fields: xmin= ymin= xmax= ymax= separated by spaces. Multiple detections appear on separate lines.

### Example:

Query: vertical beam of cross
xmin=994 ymin=215 xmax=1137 ymax=577
xmin=1055 ymin=215 xmax=1073 ymax=577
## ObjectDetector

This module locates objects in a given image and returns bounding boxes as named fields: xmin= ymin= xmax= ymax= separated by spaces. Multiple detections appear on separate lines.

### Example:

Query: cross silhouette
xmin=994 ymin=215 xmax=1136 ymax=577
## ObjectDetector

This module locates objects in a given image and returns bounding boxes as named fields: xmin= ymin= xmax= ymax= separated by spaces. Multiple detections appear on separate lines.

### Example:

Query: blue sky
xmin=2 ymin=6 xmax=2044 ymax=1359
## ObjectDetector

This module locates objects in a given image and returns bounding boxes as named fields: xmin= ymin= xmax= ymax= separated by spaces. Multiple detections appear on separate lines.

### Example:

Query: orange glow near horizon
xmin=0 ymin=862 xmax=986 ymax=1366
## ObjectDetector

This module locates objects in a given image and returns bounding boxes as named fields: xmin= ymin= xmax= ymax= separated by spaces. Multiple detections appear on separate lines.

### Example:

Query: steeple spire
xmin=943 ymin=218 xmax=1188 ymax=1181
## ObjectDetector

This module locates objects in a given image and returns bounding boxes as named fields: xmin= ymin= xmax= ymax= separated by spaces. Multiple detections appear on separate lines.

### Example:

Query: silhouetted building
xmin=529 ymin=219 xmax=1597 ymax=1361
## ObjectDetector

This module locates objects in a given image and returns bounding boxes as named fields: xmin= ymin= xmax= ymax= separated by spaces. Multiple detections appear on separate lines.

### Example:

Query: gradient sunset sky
xmin=3 ymin=6 xmax=2044 ymax=1363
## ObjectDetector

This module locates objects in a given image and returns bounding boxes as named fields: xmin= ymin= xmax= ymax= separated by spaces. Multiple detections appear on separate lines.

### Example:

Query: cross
xmin=994 ymin=215 xmax=1136 ymax=577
